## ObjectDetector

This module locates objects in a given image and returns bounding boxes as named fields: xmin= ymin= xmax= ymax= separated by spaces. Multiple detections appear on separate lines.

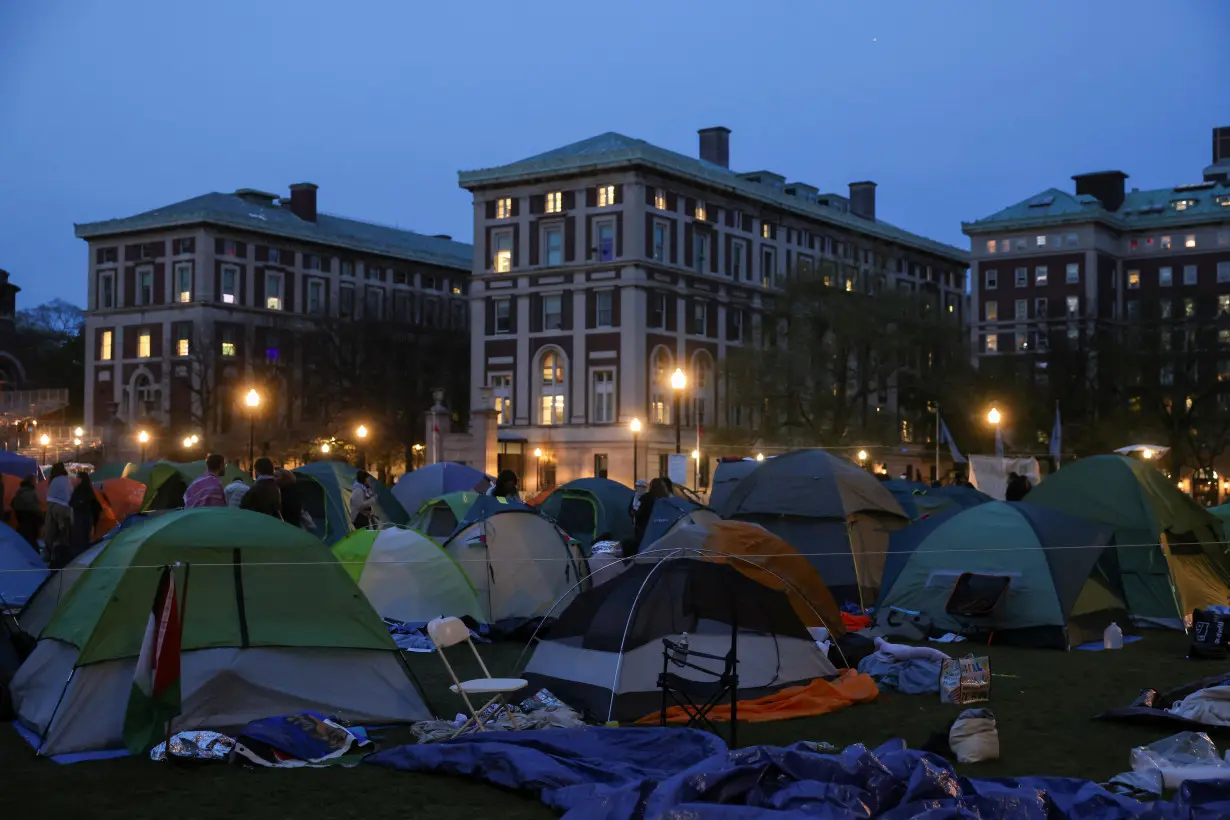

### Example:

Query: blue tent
xmin=640 ymin=496 xmax=720 ymax=548
xmin=455 ymin=494 xmax=533 ymax=531
xmin=883 ymin=480 xmax=991 ymax=519
xmin=391 ymin=462 xmax=493 ymax=523
xmin=0 ymin=522 xmax=48 ymax=608
xmin=0 ymin=450 xmax=40 ymax=480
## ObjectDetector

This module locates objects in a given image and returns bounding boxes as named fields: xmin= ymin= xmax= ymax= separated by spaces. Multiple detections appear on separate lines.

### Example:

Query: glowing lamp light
xmin=320 ymin=442 xmax=331 ymax=454
xmin=138 ymin=430 xmax=150 ymax=444
xmin=39 ymin=434 xmax=49 ymax=446
xmin=190 ymin=434 xmax=199 ymax=444
xmin=1142 ymin=448 xmax=1154 ymax=460
xmin=245 ymin=388 xmax=260 ymax=408
xmin=670 ymin=368 xmax=687 ymax=391
xmin=755 ymin=453 xmax=765 ymax=462
xmin=73 ymin=426 xmax=84 ymax=438
xmin=533 ymin=448 xmax=543 ymax=458
xmin=73 ymin=438 xmax=82 ymax=446
xmin=857 ymin=449 xmax=868 ymax=463
xmin=629 ymin=417 xmax=642 ymax=434
xmin=356 ymin=424 xmax=368 ymax=439
xmin=691 ymin=449 xmax=700 ymax=460
xmin=182 ymin=437 xmax=193 ymax=448
xmin=987 ymin=407 xmax=1001 ymax=425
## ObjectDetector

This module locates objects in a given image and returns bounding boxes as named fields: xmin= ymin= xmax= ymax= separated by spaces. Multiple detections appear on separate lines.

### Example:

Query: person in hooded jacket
xmin=486 ymin=469 xmax=521 ymax=502
xmin=11 ymin=475 xmax=44 ymax=551
xmin=630 ymin=477 xmax=669 ymax=557
xmin=66 ymin=471 xmax=102 ymax=567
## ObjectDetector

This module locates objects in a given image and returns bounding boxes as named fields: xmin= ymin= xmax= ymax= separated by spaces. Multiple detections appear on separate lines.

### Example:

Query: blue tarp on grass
xmin=366 ymin=727 xmax=1230 ymax=819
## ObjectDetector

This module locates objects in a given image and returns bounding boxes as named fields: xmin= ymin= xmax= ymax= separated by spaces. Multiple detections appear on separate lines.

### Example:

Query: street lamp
xmin=857 ymin=449 xmax=868 ymax=469
xmin=190 ymin=434 xmax=199 ymax=445
xmin=320 ymin=442 xmax=331 ymax=454
xmin=1142 ymin=448 xmax=1155 ymax=460
xmin=138 ymin=429 xmax=150 ymax=463
xmin=755 ymin=452 xmax=765 ymax=462
xmin=182 ymin=436 xmax=193 ymax=449
xmin=39 ymin=433 xmax=49 ymax=465
xmin=245 ymin=388 xmax=260 ymax=473
xmin=670 ymin=368 xmax=687 ymax=454
xmin=987 ymin=407 xmax=1001 ymax=426
xmin=629 ymin=418 xmax=642 ymax=485
xmin=355 ymin=424 xmax=369 ymax=470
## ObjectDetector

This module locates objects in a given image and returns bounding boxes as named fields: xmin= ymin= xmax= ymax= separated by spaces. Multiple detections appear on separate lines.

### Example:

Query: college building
xmin=459 ymin=127 xmax=968 ymax=489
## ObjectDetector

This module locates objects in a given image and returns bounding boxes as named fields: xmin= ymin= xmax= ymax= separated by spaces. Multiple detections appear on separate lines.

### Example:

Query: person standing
xmin=239 ymin=458 xmax=282 ymax=519
xmin=11 ymin=475 xmax=44 ymax=551
xmin=44 ymin=463 xmax=73 ymax=565
xmin=185 ymin=453 xmax=228 ymax=508
xmin=485 ymin=469 xmax=521 ymax=502
xmin=66 ymin=471 xmax=102 ymax=566
xmin=225 ymin=475 xmax=250 ymax=508
xmin=631 ymin=478 xmax=668 ymax=556
xmin=350 ymin=470 xmax=377 ymax=529
xmin=276 ymin=469 xmax=307 ymax=528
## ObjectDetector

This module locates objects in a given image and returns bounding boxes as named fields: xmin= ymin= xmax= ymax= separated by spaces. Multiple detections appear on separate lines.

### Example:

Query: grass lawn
xmin=4 ymin=630 xmax=1221 ymax=818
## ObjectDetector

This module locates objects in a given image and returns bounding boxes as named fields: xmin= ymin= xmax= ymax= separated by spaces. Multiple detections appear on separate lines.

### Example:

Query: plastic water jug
xmin=1104 ymin=621 xmax=1124 ymax=650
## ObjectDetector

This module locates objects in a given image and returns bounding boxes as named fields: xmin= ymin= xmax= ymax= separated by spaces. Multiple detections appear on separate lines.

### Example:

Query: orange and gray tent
xmin=717 ymin=449 xmax=909 ymax=606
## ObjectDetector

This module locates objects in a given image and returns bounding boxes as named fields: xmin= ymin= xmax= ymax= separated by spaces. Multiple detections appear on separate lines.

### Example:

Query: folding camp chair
xmin=945 ymin=572 xmax=1011 ymax=644
xmin=427 ymin=617 xmax=528 ymax=738
xmin=658 ymin=633 xmax=739 ymax=746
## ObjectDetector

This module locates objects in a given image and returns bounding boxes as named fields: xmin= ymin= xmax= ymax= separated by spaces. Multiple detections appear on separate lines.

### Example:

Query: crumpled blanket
xmin=232 ymin=712 xmax=371 ymax=767
xmin=413 ymin=705 xmax=586 ymax=742
xmin=857 ymin=653 xmax=943 ymax=694
xmin=1168 ymin=685 xmax=1230 ymax=727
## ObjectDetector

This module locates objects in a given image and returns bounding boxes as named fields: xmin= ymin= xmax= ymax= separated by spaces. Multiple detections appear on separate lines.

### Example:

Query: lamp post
xmin=321 ymin=442 xmax=331 ymax=455
xmin=245 ymin=388 xmax=261 ymax=473
xmin=137 ymin=430 xmax=150 ymax=464
xmin=691 ymin=448 xmax=700 ymax=488
xmin=1142 ymin=448 xmax=1155 ymax=460
xmin=533 ymin=447 xmax=543 ymax=492
xmin=857 ymin=449 xmax=868 ymax=470
xmin=987 ymin=406 xmax=1002 ymax=455
xmin=74 ymin=437 xmax=82 ymax=460
xmin=629 ymin=417 xmax=642 ymax=485
xmin=755 ymin=452 xmax=765 ymax=462
xmin=355 ymin=424 xmax=369 ymax=470
xmin=39 ymin=434 xmax=49 ymax=466
xmin=670 ymin=368 xmax=687 ymax=455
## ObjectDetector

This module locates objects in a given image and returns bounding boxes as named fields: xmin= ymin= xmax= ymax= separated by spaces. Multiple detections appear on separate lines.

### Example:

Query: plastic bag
xmin=1130 ymin=731 xmax=1230 ymax=790
xmin=949 ymin=708 xmax=999 ymax=763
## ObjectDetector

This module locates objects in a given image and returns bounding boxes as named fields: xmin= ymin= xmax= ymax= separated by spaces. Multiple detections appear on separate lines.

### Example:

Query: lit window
xmin=221 ymin=341 xmax=236 ymax=357
xmin=543 ymin=226 xmax=563 ymax=266
xmin=493 ymin=231 xmax=512 ymax=272
xmin=1036 ymin=235 xmax=1047 ymax=247
xmin=1014 ymin=267 xmax=1027 ymax=287
xmin=654 ymin=188 xmax=667 ymax=210
xmin=539 ymin=351 xmax=566 ymax=425
xmin=1219 ymin=195 xmax=1230 ymax=208
xmin=845 ymin=278 xmax=854 ymax=292
xmin=1035 ymin=266 xmax=1048 ymax=285
xmin=138 ymin=332 xmax=151 ymax=359
xmin=597 ymin=185 xmax=615 ymax=207
xmin=1161 ymin=235 xmax=1172 ymax=249
xmin=100 ymin=330 xmax=113 ymax=361
xmin=489 ymin=374 xmax=512 ymax=425
xmin=542 ymin=294 xmax=562 ymax=330
xmin=985 ymin=301 xmax=998 ymax=321
xmin=695 ymin=202 xmax=707 ymax=221
xmin=1185 ymin=234 xmax=1197 ymax=249
xmin=984 ymin=269 xmax=997 ymax=290
xmin=265 ymin=347 xmax=279 ymax=364
xmin=985 ymin=334 xmax=998 ymax=353
xmin=1016 ymin=331 xmax=1028 ymax=351
xmin=221 ymin=265 xmax=238 ymax=304
xmin=1066 ymin=263 xmax=1080 ymax=284
xmin=1172 ymin=199 xmax=1197 ymax=211
xmin=591 ymin=369 xmax=615 ymax=423
xmin=1127 ymin=270 xmax=1140 ymax=289
xmin=176 ymin=338 xmax=190 ymax=357
xmin=649 ymin=348 xmax=672 ymax=424
xmin=493 ymin=298 xmax=511 ymax=334
xmin=452 ymin=286 xmax=462 ymax=295
xmin=763 ymin=223 xmax=772 ymax=239
xmin=595 ymin=290 xmax=613 ymax=327
xmin=545 ymin=191 xmax=562 ymax=214
xmin=1159 ymin=266 xmax=1173 ymax=286
xmin=985 ymin=240 xmax=996 ymax=254
xmin=1219 ymin=294 xmax=1230 ymax=315
xmin=495 ymin=197 xmax=512 ymax=219
xmin=1161 ymin=299 xmax=1172 ymax=318
xmin=1185 ymin=298 xmax=1195 ymax=317
xmin=176 ymin=263 xmax=192 ymax=302
xmin=1219 ymin=262 xmax=1230 ymax=283
xmin=1184 ymin=265 xmax=1197 ymax=286
xmin=266 ymin=272 xmax=283 ymax=310
xmin=1066 ymin=295 xmax=1079 ymax=317
xmin=1067 ymin=327 xmax=1080 ymax=343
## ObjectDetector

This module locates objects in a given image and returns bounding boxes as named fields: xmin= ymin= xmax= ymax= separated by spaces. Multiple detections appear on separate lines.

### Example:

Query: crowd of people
xmin=9 ymin=462 xmax=103 ymax=569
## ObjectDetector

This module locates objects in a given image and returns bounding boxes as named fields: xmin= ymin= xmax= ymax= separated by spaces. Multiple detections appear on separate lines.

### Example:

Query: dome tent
xmin=128 ymin=460 xmax=251 ymax=511
xmin=523 ymin=557 xmax=837 ymax=722
xmin=878 ymin=501 xmax=1124 ymax=648
xmin=293 ymin=461 xmax=408 ymax=545
xmin=10 ymin=508 xmax=429 ymax=756
xmin=708 ymin=458 xmax=761 ymax=513
xmin=332 ymin=526 xmax=483 ymax=623
xmin=640 ymin=496 xmax=721 ymax=549
xmin=538 ymin=477 xmax=635 ymax=553
xmin=718 ymin=449 xmax=909 ymax=606
xmin=0 ymin=522 xmax=47 ymax=609
xmin=407 ymin=490 xmax=481 ymax=540
xmin=391 ymin=463 xmax=492 ymax=525
xmin=882 ymin=479 xmax=992 ymax=520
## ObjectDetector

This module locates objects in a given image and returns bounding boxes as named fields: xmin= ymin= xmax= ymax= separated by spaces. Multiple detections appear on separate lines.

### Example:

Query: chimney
xmin=288 ymin=182 xmax=318 ymax=222
xmin=1071 ymin=171 xmax=1127 ymax=211
xmin=698 ymin=127 xmax=731 ymax=168
xmin=848 ymin=181 xmax=877 ymax=220
xmin=1206 ymin=126 xmax=1230 ymax=182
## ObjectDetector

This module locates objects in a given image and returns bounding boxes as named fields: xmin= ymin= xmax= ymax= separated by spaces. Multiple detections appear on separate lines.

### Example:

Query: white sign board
xmin=668 ymin=453 xmax=689 ymax=487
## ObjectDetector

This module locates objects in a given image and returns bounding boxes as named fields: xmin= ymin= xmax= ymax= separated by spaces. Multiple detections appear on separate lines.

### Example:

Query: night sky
xmin=2 ymin=0 xmax=1227 ymax=307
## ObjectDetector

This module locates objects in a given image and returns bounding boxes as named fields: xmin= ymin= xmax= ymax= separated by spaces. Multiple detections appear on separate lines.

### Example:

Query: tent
xmin=89 ymin=462 xmax=133 ymax=482
xmin=293 ymin=461 xmax=409 ymax=545
xmin=640 ymin=496 xmax=722 ymax=549
xmin=538 ymin=478 xmax=635 ymax=553
xmin=408 ymin=491 xmax=481 ymax=540
xmin=391 ymin=463 xmax=492 ymax=524
xmin=10 ymin=507 xmax=429 ymax=755
xmin=878 ymin=501 xmax=1124 ymax=648
xmin=522 ymin=557 xmax=837 ymax=722
xmin=642 ymin=520 xmax=845 ymax=634
xmin=708 ymin=458 xmax=761 ymax=512
xmin=717 ymin=449 xmax=910 ymax=606
xmin=96 ymin=476 xmax=146 ymax=523
xmin=883 ymin=479 xmax=992 ymax=520
xmin=332 ymin=526 xmax=483 ymax=623
xmin=1026 ymin=455 xmax=1230 ymax=628
xmin=0 ymin=522 xmax=47 ymax=608
xmin=0 ymin=450 xmax=39 ymax=479
xmin=442 ymin=498 xmax=588 ymax=625
xmin=2 ymin=475 xmax=120 ymax=542
xmin=134 ymin=460 xmax=252 ymax=511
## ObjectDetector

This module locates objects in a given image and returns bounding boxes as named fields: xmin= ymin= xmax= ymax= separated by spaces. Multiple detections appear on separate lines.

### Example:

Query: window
xmin=539 ymin=351 xmax=566 ymax=425
xmin=394 ymin=291 xmax=413 ymax=323
xmin=591 ymin=369 xmax=615 ymax=423
xmin=496 ymin=197 xmax=512 ymax=219
xmin=1064 ymin=263 xmax=1079 ymax=284
xmin=1066 ymin=233 xmax=1078 ymax=246
xmin=1172 ymin=199 xmax=1197 ymax=212
xmin=1160 ymin=364 xmax=1174 ymax=386
xmin=221 ymin=328 xmax=236 ymax=357
xmin=595 ymin=290 xmax=613 ymax=327
xmin=1185 ymin=234 xmax=1197 ymax=249
xmin=762 ymin=247 xmax=777 ymax=287
xmin=265 ymin=346 xmax=279 ymax=364
xmin=1161 ymin=299 xmax=1172 ymax=319
xmin=490 ymin=374 xmax=512 ymax=425
xmin=1036 ymin=235 xmax=1047 ymax=247
xmin=138 ymin=332 xmax=151 ymax=359
xmin=694 ymin=202 xmax=707 ymax=221
xmin=1035 ymin=297 xmax=1048 ymax=318
xmin=1126 ymin=301 xmax=1140 ymax=321
xmin=1014 ymin=299 xmax=1027 ymax=320
xmin=545 ymin=191 xmax=562 ymax=214
xmin=985 ymin=301 xmax=998 ymax=321
xmin=1067 ymin=326 xmax=1080 ymax=344
xmin=1184 ymin=265 xmax=1198 ymax=286
xmin=265 ymin=272 xmax=283 ymax=310
xmin=1127 ymin=270 xmax=1140 ymax=289
xmin=652 ymin=221 xmax=667 ymax=262
xmin=650 ymin=348 xmax=672 ymax=424
xmin=1066 ymin=295 xmax=1079 ymax=318
xmin=307 ymin=280 xmax=325 ymax=315
xmin=1130 ymin=238 xmax=1139 ymax=252
xmin=268 ymin=248 xmax=283 ymax=265
xmin=1035 ymin=266 xmax=1048 ymax=286
xmin=1219 ymin=229 xmax=1230 ymax=246
xmin=596 ymin=221 xmax=615 ymax=262
xmin=985 ymin=334 xmax=998 ymax=353
xmin=339 ymin=285 xmax=355 ymax=318
xmin=1219 ymin=261 xmax=1230 ymax=283
xmin=221 ymin=265 xmax=238 ymax=304
xmin=137 ymin=267 xmax=153 ymax=305
xmin=493 ymin=231 xmax=512 ymax=272
xmin=494 ymin=298 xmax=511 ymax=333
xmin=421 ymin=274 xmax=440 ymax=291
xmin=1159 ymin=266 xmax=1173 ymax=286
xmin=692 ymin=300 xmax=708 ymax=334
xmin=1014 ymin=267 xmax=1027 ymax=287
xmin=1185 ymin=298 xmax=1195 ymax=317
xmin=593 ymin=453 xmax=609 ymax=479
xmin=1161 ymin=235 xmax=1172 ymax=249
xmin=96 ymin=247 xmax=118 ymax=264
xmin=985 ymin=240 xmax=996 ymax=254
xmin=1160 ymin=331 xmax=1171 ymax=352
xmin=365 ymin=287 xmax=384 ymax=319
xmin=99 ymin=272 xmax=114 ymax=309
xmin=175 ymin=263 xmax=192 ymax=302
xmin=732 ymin=238 xmax=746 ymax=279
xmin=223 ymin=240 xmax=239 ymax=257
xmin=341 ymin=260 xmax=354 ymax=277
xmin=544 ymin=226 xmax=563 ymax=266
xmin=1015 ymin=331 xmax=1028 ymax=352
xmin=985 ymin=269 xmax=997 ymax=290
xmin=654 ymin=188 xmax=667 ymax=210
xmin=762 ymin=223 xmax=772 ymax=240
xmin=598 ymin=185 xmax=615 ymax=207
xmin=727 ymin=309 xmax=744 ymax=342
xmin=100 ymin=330 xmax=113 ymax=361
xmin=173 ymin=238 xmax=194 ymax=255
xmin=693 ymin=232 xmax=708 ymax=273
xmin=176 ymin=336 xmax=190 ymax=357
xmin=649 ymin=293 xmax=667 ymax=327
xmin=542 ymin=294 xmax=562 ymax=330
xmin=365 ymin=265 xmax=382 ymax=281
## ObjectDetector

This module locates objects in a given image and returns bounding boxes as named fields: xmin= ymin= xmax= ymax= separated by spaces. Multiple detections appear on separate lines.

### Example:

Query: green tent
xmin=293 ymin=461 xmax=409 ymax=545
xmin=408 ymin=491 xmax=480 ymax=540
xmin=1209 ymin=503 xmax=1230 ymax=523
xmin=1026 ymin=455 xmax=1230 ymax=627
xmin=878 ymin=501 xmax=1126 ymax=648
xmin=538 ymin=477 xmax=635 ymax=553
xmin=90 ymin=462 xmax=134 ymax=482
xmin=9 ymin=507 xmax=429 ymax=755
xmin=333 ymin=526 xmax=483 ymax=623
xmin=133 ymin=460 xmax=251 ymax=511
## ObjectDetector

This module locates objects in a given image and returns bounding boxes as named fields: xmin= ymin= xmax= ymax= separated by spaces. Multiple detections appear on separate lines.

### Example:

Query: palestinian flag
xmin=122 ymin=565 xmax=184 ymax=754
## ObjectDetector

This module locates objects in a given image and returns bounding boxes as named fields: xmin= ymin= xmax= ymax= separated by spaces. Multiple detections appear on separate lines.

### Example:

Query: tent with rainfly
xmin=293 ymin=461 xmax=408 ymax=545
xmin=9 ymin=507 xmax=429 ymax=756
xmin=640 ymin=496 xmax=722 ymax=550
xmin=408 ymin=491 xmax=481 ymax=540
xmin=1025 ymin=455 xmax=1230 ymax=628
xmin=877 ymin=501 xmax=1124 ymax=648
xmin=537 ymin=478 xmax=635 ymax=554
xmin=391 ymin=463 xmax=492 ymax=526
xmin=883 ymin=480 xmax=992 ymax=520
xmin=0 ymin=521 xmax=48 ymax=608
xmin=332 ymin=526 xmax=483 ymax=623
xmin=718 ymin=449 xmax=910 ymax=607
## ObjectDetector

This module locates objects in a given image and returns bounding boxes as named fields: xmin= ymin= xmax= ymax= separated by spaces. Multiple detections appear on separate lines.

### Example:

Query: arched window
xmin=692 ymin=353 xmax=713 ymax=429
xmin=649 ymin=347 xmax=672 ymax=425
xmin=539 ymin=349 xmax=566 ymax=425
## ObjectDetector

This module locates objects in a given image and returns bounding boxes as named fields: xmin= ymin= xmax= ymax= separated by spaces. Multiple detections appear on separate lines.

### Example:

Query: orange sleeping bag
xmin=639 ymin=670 xmax=879 ymax=725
